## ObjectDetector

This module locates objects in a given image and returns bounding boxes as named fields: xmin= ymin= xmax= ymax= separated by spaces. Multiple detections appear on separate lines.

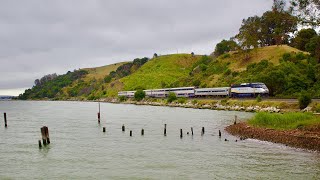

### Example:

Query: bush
xmin=222 ymin=53 xmax=231 ymax=59
xmin=192 ymin=99 xmax=198 ymax=105
xmin=312 ymin=103 xmax=320 ymax=112
xmin=167 ymin=92 xmax=177 ymax=103
xmin=177 ymin=97 xmax=187 ymax=104
xmin=104 ymin=75 xmax=112 ymax=83
xmin=256 ymin=95 xmax=262 ymax=102
xmin=118 ymin=96 xmax=127 ymax=102
xmin=134 ymin=90 xmax=145 ymax=101
xmin=298 ymin=92 xmax=312 ymax=110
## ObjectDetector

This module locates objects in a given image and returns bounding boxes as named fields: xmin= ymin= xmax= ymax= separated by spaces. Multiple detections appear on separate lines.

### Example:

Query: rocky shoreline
xmin=103 ymin=98 xmax=283 ymax=113
xmin=225 ymin=122 xmax=320 ymax=152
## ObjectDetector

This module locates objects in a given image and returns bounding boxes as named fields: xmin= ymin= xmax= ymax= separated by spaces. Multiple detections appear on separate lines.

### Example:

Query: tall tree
xmin=214 ymin=39 xmax=238 ymax=56
xmin=236 ymin=16 xmax=263 ymax=49
xmin=260 ymin=10 xmax=298 ymax=45
xmin=292 ymin=28 xmax=317 ymax=50
xmin=290 ymin=0 xmax=320 ymax=26
xmin=306 ymin=35 xmax=320 ymax=62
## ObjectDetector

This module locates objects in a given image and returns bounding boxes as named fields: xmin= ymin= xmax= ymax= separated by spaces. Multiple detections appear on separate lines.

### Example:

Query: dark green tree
xmin=167 ymin=92 xmax=177 ymax=103
xmin=298 ymin=91 xmax=312 ymax=109
xmin=214 ymin=39 xmax=238 ymax=56
xmin=290 ymin=0 xmax=320 ymax=26
xmin=305 ymin=35 xmax=320 ymax=62
xmin=134 ymin=89 xmax=145 ymax=101
xmin=236 ymin=16 xmax=263 ymax=49
xmin=292 ymin=28 xmax=317 ymax=50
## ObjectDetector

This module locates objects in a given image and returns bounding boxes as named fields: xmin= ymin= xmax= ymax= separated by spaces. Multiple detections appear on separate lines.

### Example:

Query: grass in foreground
xmin=248 ymin=112 xmax=320 ymax=130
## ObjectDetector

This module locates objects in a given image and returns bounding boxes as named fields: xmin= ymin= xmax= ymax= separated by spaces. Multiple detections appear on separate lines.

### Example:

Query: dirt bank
xmin=225 ymin=122 xmax=320 ymax=152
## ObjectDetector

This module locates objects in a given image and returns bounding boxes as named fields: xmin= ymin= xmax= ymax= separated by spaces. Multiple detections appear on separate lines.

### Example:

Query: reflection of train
xmin=118 ymin=82 xmax=269 ymax=98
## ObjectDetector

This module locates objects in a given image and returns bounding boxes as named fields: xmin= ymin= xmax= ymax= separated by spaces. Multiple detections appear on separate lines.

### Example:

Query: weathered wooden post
xmin=130 ymin=130 xmax=132 ymax=137
xmin=164 ymin=124 xmax=167 ymax=136
xmin=141 ymin=129 xmax=144 ymax=136
xmin=122 ymin=124 xmax=125 ymax=132
xmin=97 ymin=102 xmax=101 ymax=124
xmin=38 ymin=140 xmax=42 ymax=148
xmin=40 ymin=126 xmax=50 ymax=145
xmin=201 ymin=127 xmax=205 ymax=135
xmin=180 ymin=129 xmax=183 ymax=138
xmin=191 ymin=127 xmax=193 ymax=136
xmin=41 ymin=127 xmax=47 ymax=145
xmin=234 ymin=115 xmax=237 ymax=125
xmin=219 ymin=130 xmax=221 ymax=138
xmin=103 ymin=127 xmax=106 ymax=132
xmin=45 ymin=126 xmax=50 ymax=144
xmin=4 ymin=112 xmax=7 ymax=128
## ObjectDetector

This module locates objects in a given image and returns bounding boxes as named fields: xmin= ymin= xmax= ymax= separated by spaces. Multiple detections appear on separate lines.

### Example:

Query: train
xmin=118 ymin=82 xmax=269 ymax=98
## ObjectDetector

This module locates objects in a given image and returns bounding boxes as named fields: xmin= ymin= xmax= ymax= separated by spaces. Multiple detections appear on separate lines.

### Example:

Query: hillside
xmin=221 ymin=45 xmax=304 ymax=71
xmin=120 ymin=54 xmax=201 ymax=90
xmin=18 ymin=45 xmax=320 ymax=100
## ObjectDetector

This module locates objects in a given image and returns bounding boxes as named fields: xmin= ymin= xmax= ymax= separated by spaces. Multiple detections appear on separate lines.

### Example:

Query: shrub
xmin=256 ymin=94 xmax=262 ymax=102
xmin=177 ymin=97 xmax=187 ymax=104
xmin=312 ymin=103 xmax=320 ymax=112
xmin=118 ymin=96 xmax=127 ymax=102
xmin=104 ymin=75 xmax=112 ymax=83
xmin=134 ymin=89 xmax=145 ymax=101
xmin=192 ymin=99 xmax=198 ymax=105
xmin=298 ymin=92 xmax=312 ymax=110
xmin=167 ymin=92 xmax=177 ymax=103
xmin=222 ymin=53 xmax=231 ymax=59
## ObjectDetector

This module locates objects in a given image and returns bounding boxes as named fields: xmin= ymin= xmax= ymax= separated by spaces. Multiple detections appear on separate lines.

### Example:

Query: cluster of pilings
xmin=96 ymin=103 xmax=236 ymax=141
xmin=117 ymin=123 xmax=230 ymax=140
xmin=2 ymin=103 xmax=239 ymax=149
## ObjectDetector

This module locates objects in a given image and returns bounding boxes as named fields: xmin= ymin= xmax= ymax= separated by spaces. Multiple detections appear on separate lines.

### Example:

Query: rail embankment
xmin=101 ymin=98 xmax=319 ymax=113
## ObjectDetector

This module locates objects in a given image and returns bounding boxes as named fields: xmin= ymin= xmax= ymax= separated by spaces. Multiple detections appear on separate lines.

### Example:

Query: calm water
xmin=0 ymin=101 xmax=319 ymax=179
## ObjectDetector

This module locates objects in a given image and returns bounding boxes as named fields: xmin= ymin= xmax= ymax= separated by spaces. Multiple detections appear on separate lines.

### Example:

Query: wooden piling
xmin=38 ymin=140 xmax=42 ymax=148
xmin=97 ymin=102 xmax=101 ymax=124
xmin=234 ymin=115 xmax=237 ymax=125
xmin=164 ymin=124 xmax=167 ymax=136
xmin=103 ymin=127 xmax=106 ymax=132
xmin=141 ymin=129 xmax=144 ymax=136
xmin=130 ymin=130 xmax=132 ymax=137
xmin=201 ymin=127 xmax=205 ymax=135
xmin=122 ymin=124 xmax=125 ymax=132
xmin=180 ymin=129 xmax=183 ymax=138
xmin=41 ymin=126 xmax=50 ymax=145
xmin=4 ymin=112 xmax=7 ymax=128
xmin=219 ymin=130 xmax=221 ymax=138
xmin=191 ymin=127 xmax=193 ymax=136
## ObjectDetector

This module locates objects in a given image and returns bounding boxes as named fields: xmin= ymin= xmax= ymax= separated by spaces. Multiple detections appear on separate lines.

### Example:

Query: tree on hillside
xmin=306 ymin=35 xmax=320 ymax=62
xmin=214 ymin=39 xmax=238 ymax=56
xmin=292 ymin=28 xmax=317 ymax=50
xmin=290 ymin=0 xmax=320 ymax=26
xmin=236 ymin=16 xmax=263 ymax=49
xmin=153 ymin=53 xmax=158 ymax=58
xmin=236 ymin=0 xmax=298 ymax=48
xmin=260 ymin=10 xmax=298 ymax=45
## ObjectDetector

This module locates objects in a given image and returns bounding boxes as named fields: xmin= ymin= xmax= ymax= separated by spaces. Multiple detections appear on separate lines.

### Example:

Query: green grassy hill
xmin=18 ymin=45 xmax=320 ymax=100
xmin=120 ymin=54 xmax=201 ymax=90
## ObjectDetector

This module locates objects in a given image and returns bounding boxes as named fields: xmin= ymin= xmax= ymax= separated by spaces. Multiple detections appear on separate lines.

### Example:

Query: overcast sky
xmin=0 ymin=0 xmax=272 ymax=96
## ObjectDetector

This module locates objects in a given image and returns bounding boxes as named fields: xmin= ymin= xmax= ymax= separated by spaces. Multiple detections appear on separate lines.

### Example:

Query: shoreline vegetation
xmin=226 ymin=112 xmax=320 ymax=152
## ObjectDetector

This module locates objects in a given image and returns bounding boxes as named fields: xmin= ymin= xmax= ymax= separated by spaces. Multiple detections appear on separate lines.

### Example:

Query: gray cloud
xmin=0 ymin=0 xmax=272 ymax=93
